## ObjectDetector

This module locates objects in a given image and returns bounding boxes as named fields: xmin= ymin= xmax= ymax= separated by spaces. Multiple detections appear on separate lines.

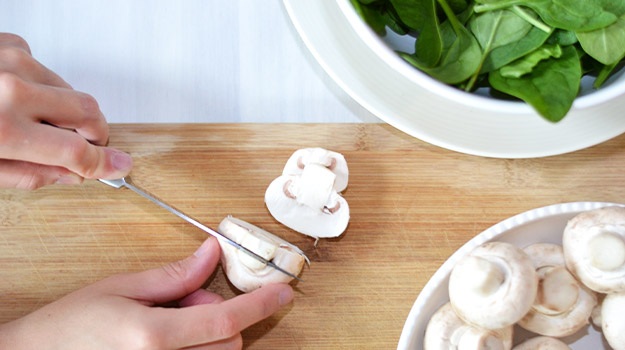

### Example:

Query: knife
xmin=98 ymin=177 xmax=303 ymax=282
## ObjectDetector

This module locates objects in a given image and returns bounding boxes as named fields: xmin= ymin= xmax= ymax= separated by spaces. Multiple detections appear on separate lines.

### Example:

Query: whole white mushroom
xmin=512 ymin=336 xmax=571 ymax=350
xmin=601 ymin=292 xmax=625 ymax=350
xmin=424 ymin=302 xmax=513 ymax=350
xmin=448 ymin=242 xmax=538 ymax=330
xmin=517 ymin=243 xmax=597 ymax=337
xmin=563 ymin=206 xmax=625 ymax=293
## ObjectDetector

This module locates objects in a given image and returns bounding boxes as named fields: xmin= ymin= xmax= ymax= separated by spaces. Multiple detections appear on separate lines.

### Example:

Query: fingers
xmin=111 ymin=237 xmax=221 ymax=304
xmin=179 ymin=289 xmax=225 ymax=307
xmin=155 ymin=283 xmax=294 ymax=348
xmin=0 ymin=33 xmax=32 ymax=54
xmin=0 ymin=74 xmax=108 ymax=145
xmin=0 ymin=159 xmax=82 ymax=190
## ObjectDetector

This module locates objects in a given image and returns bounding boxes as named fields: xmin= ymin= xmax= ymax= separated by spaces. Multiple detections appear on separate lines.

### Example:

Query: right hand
xmin=0 ymin=33 xmax=132 ymax=190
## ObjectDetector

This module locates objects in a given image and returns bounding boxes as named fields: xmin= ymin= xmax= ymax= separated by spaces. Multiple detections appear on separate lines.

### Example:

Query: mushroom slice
xmin=563 ymin=206 xmax=625 ymax=293
xmin=448 ymin=242 xmax=538 ymax=330
xmin=512 ymin=337 xmax=571 ymax=350
xmin=282 ymin=147 xmax=348 ymax=192
xmin=517 ymin=243 xmax=597 ymax=337
xmin=424 ymin=302 xmax=513 ymax=350
xmin=602 ymin=293 xmax=625 ymax=350
xmin=217 ymin=216 xmax=307 ymax=292
xmin=265 ymin=167 xmax=349 ymax=239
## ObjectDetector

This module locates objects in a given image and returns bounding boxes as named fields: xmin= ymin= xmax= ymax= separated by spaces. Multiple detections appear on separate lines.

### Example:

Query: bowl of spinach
xmin=343 ymin=0 xmax=625 ymax=122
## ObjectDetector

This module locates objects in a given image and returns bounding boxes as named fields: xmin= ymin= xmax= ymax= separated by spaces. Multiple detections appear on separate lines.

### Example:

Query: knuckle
xmin=0 ymin=72 xmax=27 ymax=108
xmin=62 ymin=138 xmax=92 ymax=175
xmin=0 ymin=33 xmax=31 ymax=53
xmin=160 ymin=261 xmax=195 ymax=294
xmin=78 ymin=92 xmax=101 ymax=118
xmin=0 ymin=46 xmax=32 ymax=70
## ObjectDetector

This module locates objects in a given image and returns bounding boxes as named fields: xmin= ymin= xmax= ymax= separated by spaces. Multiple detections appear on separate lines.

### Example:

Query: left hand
xmin=0 ymin=237 xmax=294 ymax=349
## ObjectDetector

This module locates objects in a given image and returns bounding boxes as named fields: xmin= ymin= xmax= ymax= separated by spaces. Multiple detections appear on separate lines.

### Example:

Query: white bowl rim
xmin=337 ymin=0 xmax=625 ymax=114
xmin=396 ymin=201 xmax=625 ymax=349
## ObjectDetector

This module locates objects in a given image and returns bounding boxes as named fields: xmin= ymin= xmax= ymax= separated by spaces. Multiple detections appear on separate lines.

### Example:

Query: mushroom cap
xmin=563 ymin=206 xmax=625 ymax=293
xmin=512 ymin=336 xmax=571 ymax=350
xmin=424 ymin=302 xmax=513 ymax=350
xmin=282 ymin=147 xmax=348 ymax=192
xmin=448 ymin=242 xmax=538 ymax=330
xmin=217 ymin=216 xmax=306 ymax=292
xmin=602 ymin=292 xmax=625 ymax=350
xmin=517 ymin=243 xmax=597 ymax=337
xmin=265 ymin=174 xmax=349 ymax=238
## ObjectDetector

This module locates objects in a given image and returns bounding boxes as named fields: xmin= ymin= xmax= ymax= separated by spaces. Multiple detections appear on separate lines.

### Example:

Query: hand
xmin=0 ymin=237 xmax=294 ymax=349
xmin=0 ymin=33 xmax=133 ymax=190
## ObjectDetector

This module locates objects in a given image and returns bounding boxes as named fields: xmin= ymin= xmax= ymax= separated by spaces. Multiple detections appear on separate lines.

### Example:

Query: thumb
xmin=113 ymin=237 xmax=222 ymax=304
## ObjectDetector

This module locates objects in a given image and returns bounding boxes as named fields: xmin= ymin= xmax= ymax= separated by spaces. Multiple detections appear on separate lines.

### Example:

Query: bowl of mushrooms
xmin=397 ymin=202 xmax=625 ymax=349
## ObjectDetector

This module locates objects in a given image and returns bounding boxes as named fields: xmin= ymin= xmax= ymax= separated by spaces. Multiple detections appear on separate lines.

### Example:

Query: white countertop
xmin=2 ymin=0 xmax=381 ymax=123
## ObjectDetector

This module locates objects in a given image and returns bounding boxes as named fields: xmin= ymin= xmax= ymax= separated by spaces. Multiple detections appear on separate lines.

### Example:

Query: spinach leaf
xmin=391 ymin=0 xmax=443 ymax=66
xmin=576 ymin=12 xmax=625 ymax=65
xmin=474 ymin=0 xmax=617 ymax=31
xmin=489 ymin=45 xmax=581 ymax=122
xmin=500 ymin=43 xmax=562 ymax=77
xmin=594 ymin=61 xmax=620 ymax=88
xmin=351 ymin=0 xmax=387 ymax=35
xmin=401 ymin=0 xmax=481 ymax=83
xmin=483 ymin=25 xmax=551 ymax=72
xmin=547 ymin=29 xmax=578 ymax=46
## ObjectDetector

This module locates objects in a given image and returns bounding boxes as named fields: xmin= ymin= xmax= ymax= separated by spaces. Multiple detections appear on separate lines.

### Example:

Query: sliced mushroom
xmin=448 ymin=242 xmax=538 ymax=330
xmin=512 ymin=336 xmax=571 ymax=350
xmin=265 ymin=163 xmax=349 ymax=239
xmin=282 ymin=147 xmax=348 ymax=192
xmin=517 ymin=243 xmax=597 ymax=337
xmin=217 ymin=216 xmax=307 ymax=292
xmin=424 ymin=302 xmax=513 ymax=350
xmin=602 ymin=293 xmax=625 ymax=350
xmin=563 ymin=206 xmax=625 ymax=293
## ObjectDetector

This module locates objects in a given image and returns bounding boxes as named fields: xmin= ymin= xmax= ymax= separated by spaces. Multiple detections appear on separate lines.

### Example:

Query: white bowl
xmin=336 ymin=0 xmax=625 ymax=114
xmin=397 ymin=202 xmax=625 ymax=350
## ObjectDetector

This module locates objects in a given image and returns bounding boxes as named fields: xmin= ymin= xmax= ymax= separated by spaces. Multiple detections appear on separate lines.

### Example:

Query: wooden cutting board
xmin=2 ymin=123 xmax=625 ymax=349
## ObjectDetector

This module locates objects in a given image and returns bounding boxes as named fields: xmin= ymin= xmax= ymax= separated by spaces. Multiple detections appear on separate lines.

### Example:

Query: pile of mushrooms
xmin=217 ymin=216 xmax=307 ymax=292
xmin=265 ymin=148 xmax=350 ymax=242
xmin=424 ymin=206 xmax=625 ymax=349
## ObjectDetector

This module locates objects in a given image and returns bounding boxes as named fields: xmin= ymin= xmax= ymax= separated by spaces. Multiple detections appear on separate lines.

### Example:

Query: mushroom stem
xmin=457 ymin=256 xmax=506 ymax=297
xmin=534 ymin=266 xmax=579 ymax=315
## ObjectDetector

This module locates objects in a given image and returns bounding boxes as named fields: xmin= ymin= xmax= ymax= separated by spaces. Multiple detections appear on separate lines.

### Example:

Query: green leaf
xmin=576 ymin=12 xmax=625 ymax=65
xmin=547 ymin=29 xmax=578 ymax=46
xmin=500 ymin=43 xmax=562 ymax=77
xmin=483 ymin=25 xmax=551 ymax=72
xmin=470 ymin=9 xmax=533 ymax=49
xmin=351 ymin=0 xmax=387 ymax=35
xmin=475 ymin=0 xmax=617 ymax=31
xmin=489 ymin=45 xmax=581 ymax=122
xmin=391 ymin=0 xmax=443 ymax=66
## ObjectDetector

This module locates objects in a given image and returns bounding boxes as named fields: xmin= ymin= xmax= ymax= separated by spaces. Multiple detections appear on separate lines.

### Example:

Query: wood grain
xmin=2 ymin=123 xmax=625 ymax=349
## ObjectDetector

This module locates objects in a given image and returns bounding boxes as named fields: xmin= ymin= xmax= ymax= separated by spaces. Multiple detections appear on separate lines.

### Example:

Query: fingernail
xmin=279 ymin=286 xmax=294 ymax=306
xmin=111 ymin=151 xmax=133 ymax=172
xmin=55 ymin=175 xmax=82 ymax=185
xmin=194 ymin=237 xmax=215 ymax=257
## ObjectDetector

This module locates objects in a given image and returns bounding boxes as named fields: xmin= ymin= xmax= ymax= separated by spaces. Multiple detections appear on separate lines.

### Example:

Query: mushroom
xmin=512 ymin=336 xmax=571 ymax=350
xmin=265 ymin=161 xmax=349 ymax=240
xmin=563 ymin=206 xmax=625 ymax=294
xmin=448 ymin=242 xmax=538 ymax=330
xmin=517 ymin=243 xmax=597 ymax=337
xmin=282 ymin=147 xmax=348 ymax=192
xmin=217 ymin=216 xmax=307 ymax=292
xmin=424 ymin=302 xmax=513 ymax=350
xmin=601 ymin=292 xmax=625 ymax=350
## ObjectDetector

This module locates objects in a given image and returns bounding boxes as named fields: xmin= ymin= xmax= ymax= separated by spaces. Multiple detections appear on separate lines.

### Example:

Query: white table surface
xmin=2 ymin=0 xmax=381 ymax=123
